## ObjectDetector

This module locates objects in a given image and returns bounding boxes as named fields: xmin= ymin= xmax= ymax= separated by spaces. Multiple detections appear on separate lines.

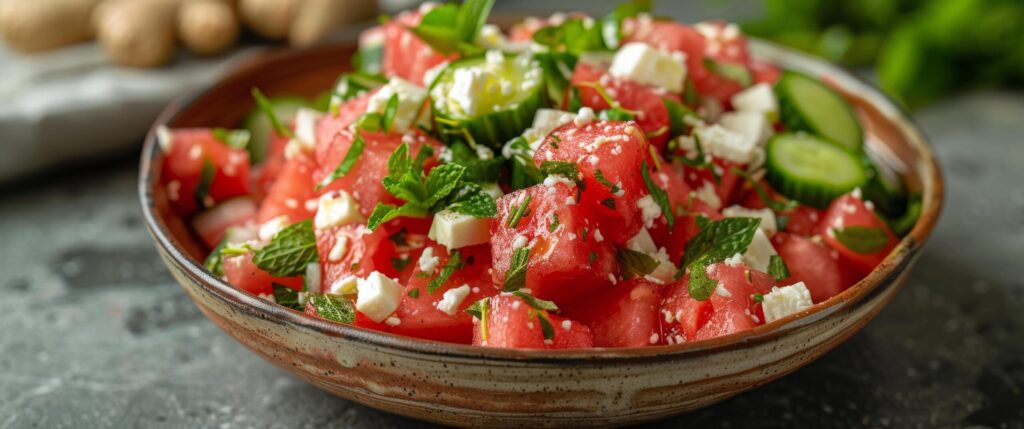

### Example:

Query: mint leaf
xmin=442 ymin=183 xmax=497 ymax=218
xmin=332 ymin=71 xmax=387 ymax=103
xmin=600 ymin=0 xmax=652 ymax=49
xmin=204 ymin=237 xmax=228 ymax=276
xmin=768 ymin=255 xmax=790 ymax=281
xmin=427 ymin=250 xmax=462 ymax=294
xmin=408 ymin=288 xmax=420 ymax=298
xmin=319 ymin=132 xmax=366 ymax=189
xmin=273 ymin=283 xmax=303 ymax=310
xmin=387 ymin=142 xmax=412 ymax=181
xmin=617 ymin=248 xmax=659 ymax=279
xmin=455 ymin=0 xmax=495 ymax=46
xmin=367 ymin=202 xmax=429 ymax=231
xmin=251 ymin=88 xmax=294 ymax=139
xmin=212 ymin=128 xmax=251 ymax=149
xmin=502 ymin=247 xmax=530 ymax=292
xmin=424 ymin=164 xmax=466 ymax=206
xmin=532 ymin=18 xmax=605 ymax=55
xmin=511 ymin=290 xmax=558 ymax=311
xmin=466 ymin=296 xmax=489 ymax=319
xmin=194 ymin=158 xmax=215 ymax=209
xmin=382 ymin=93 xmax=399 ymax=132
xmin=594 ymin=169 xmax=620 ymax=194
xmin=539 ymin=160 xmax=579 ymax=180
xmin=354 ymin=112 xmax=385 ymax=132
xmin=832 ymin=226 xmax=889 ymax=254
xmin=682 ymin=217 xmax=762 ymax=268
xmin=687 ymin=256 xmax=717 ymax=301
xmin=663 ymin=98 xmax=697 ymax=138
xmin=252 ymin=220 xmax=319 ymax=277
xmin=391 ymin=256 xmax=411 ymax=272
xmin=537 ymin=311 xmax=556 ymax=341
xmin=641 ymin=160 xmax=675 ymax=228
xmin=703 ymin=58 xmax=753 ymax=87
xmin=307 ymin=293 xmax=355 ymax=324
xmin=548 ymin=213 xmax=560 ymax=233
xmin=505 ymin=195 xmax=533 ymax=228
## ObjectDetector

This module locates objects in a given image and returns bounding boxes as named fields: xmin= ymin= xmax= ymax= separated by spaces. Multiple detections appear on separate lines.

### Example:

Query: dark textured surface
xmin=3 ymin=4 xmax=1024 ymax=429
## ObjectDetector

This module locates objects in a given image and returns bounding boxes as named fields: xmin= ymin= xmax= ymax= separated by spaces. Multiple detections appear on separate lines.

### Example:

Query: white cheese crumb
xmin=384 ymin=316 xmax=402 ymax=326
xmin=694 ymin=182 xmax=722 ymax=210
xmin=715 ymin=283 xmax=733 ymax=298
xmin=724 ymin=253 xmax=744 ymax=267
xmin=328 ymin=234 xmax=349 ymax=262
xmin=417 ymin=247 xmax=440 ymax=274
xmin=512 ymin=235 xmax=528 ymax=249
xmin=329 ymin=275 xmax=359 ymax=295
xmin=561 ymin=320 xmax=572 ymax=331
xmin=314 ymin=191 xmax=364 ymax=230
xmin=648 ymin=332 xmax=660 ymax=344
xmin=593 ymin=229 xmax=604 ymax=242
xmin=436 ymin=284 xmax=471 ymax=316
xmin=258 ymin=216 xmax=289 ymax=242
xmin=636 ymin=195 xmax=661 ymax=228
xmin=574 ymin=107 xmax=595 ymax=126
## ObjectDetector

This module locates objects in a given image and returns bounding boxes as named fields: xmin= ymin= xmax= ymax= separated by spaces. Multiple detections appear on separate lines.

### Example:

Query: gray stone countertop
xmin=2 ymin=91 xmax=1023 ymax=428
xmin=2 ymin=1 xmax=1024 ymax=427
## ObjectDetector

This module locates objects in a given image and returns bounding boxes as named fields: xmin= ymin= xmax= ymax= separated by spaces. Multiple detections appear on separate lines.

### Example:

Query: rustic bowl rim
xmin=138 ymin=37 xmax=943 ymax=363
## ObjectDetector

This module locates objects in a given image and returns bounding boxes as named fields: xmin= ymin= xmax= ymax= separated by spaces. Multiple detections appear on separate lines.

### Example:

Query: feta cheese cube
xmin=730 ymin=82 xmax=778 ymax=119
xmin=447 ymin=67 xmax=487 ymax=117
xmin=742 ymin=228 xmax=777 ymax=272
xmin=314 ymin=191 xmax=364 ymax=230
xmin=609 ymin=42 xmax=686 ymax=93
xmin=292 ymin=108 xmax=321 ymax=152
xmin=723 ymin=205 xmax=777 ymax=236
xmin=366 ymin=78 xmax=428 ymax=132
xmin=355 ymin=271 xmax=405 ymax=323
xmin=719 ymin=111 xmax=771 ymax=148
xmin=436 ymin=284 xmax=471 ymax=316
xmin=428 ymin=209 xmax=490 ymax=250
xmin=695 ymin=123 xmax=758 ymax=164
xmin=762 ymin=282 xmax=813 ymax=323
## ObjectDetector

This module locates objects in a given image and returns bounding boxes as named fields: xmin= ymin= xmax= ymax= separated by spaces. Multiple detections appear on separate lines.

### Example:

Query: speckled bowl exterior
xmin=139 ymin=38 xmax=943 ymax=428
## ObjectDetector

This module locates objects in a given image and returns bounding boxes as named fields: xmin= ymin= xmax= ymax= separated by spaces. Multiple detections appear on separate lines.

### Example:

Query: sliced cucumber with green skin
xmin=765 ymin=133 xmax=868 ymax=208
xmin=429 ymin=52 xmax=546 ymax=149
xmin=242 ymin=96 xmax=309 ymax=164
xmin=776 ymin=71 xmax=864 ymax=152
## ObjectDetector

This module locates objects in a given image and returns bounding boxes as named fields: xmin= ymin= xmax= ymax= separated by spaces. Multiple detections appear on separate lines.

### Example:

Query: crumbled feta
xmin=156 ymin=125 xmax=173 ymax=153
xmin=423 ymin=61 xmax=449 ymax=86
xmin=574 ymin=107 xmax=596 ymax=126
xmin=258 ymin=216 xmax=289 ymax=242
xmin=512 ymin=235 xmax=528 ymax=249
xmin=436 ymin=284 xmax=471 ymax=316
xmin=417 ymin=247 xmax=440 ymax=274
xmin=328 ymin=234 xmax=349 ymax=262
xmin=314 ymin=191 xmax=364 ymax=230
xmin=719 ymin=111 xmax=772 ymax=148
xmin=723 ymin=253 xmax=744 ymax=267
xmin=626 ymin=228 xmax=657 ymax=254
xmin=366 ymin=77 xmax=428 ymax=132
xmin=730 ymin=82 xmax=778 ymax=118
xmin=428 ymin=209 xmax=491 ymax=250
xmin=593 ymin=229 xmax=604 ymax=242
xmin=649 ymin=333 xmax=660 ymax=344
xmin=355 ymin=272 xmax=405 ymax=323
xmin=715 ymin=283 xmax=733 ymax=298
xmin=608 ymin=42 xmax=686 ymax=93
xmin=329 ymin=275 xmax=359 ymax=295
xmin=291 ymin=108 xmax=321 ymax=153
xmin=636 ymin=195 xmax=661 ymax=228
xmin=561 ymin=320 xmax=572 ymax=331
xmin=543 ymin=174 xmax=575 ymax=187
xmin=723 ymin=205 xmax=778 ymax=236
xmin=447 ymin=67 xmax=487 ymax=117
xmin=694 ymin=182 xmax=722 ymax=210
xmin=762 ymin=282 xmax=813 ymax=323
xmin=531 ymin=108 xmax=575 ymax=137
xmin=742 ymin=228 xmax=777 ymax=272
xmin=384 ymin=316 xmax=402 ymax=326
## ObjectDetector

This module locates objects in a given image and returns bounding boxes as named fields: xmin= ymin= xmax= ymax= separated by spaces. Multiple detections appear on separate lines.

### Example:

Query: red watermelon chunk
xmin=534 ymin=120 xmax=651 ymax=244
xmin=391 ymin=244 xmax=499 ymax=344
xmin=570 ymin=62 xmax=679 ymax=150
xmin=160 ymin=128 xmax=252 ymax=216
xmin=563 ymin=278 xmax=664 ymax=347
xmin=381 ymin=8 xmax=458 ymax=86
xmin=472 ymin=294 xmax=593 ymax=349
xmin=256 ymin=152 xmax=317 ymax=225
xmin=316 ymin=224 xmax=398 ymax=294
xmin=490 ymin=183 xmax=617 ymax=305
xmin=223 ymin=252 xmax=303 ymax=296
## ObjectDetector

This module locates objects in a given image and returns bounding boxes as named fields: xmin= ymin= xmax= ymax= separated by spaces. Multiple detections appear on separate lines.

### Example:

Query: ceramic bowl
xmin=139 ymin=37 xmax=943 ymax=428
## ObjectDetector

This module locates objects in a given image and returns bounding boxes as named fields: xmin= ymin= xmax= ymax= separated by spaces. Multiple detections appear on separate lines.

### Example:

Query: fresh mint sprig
xmin=681 ymin=217 xmax=762 ymax=301
xmin=252 ymin=220 xmax=319 ymax=277
xmin=407 ymin=0 xmax=495 ymax=55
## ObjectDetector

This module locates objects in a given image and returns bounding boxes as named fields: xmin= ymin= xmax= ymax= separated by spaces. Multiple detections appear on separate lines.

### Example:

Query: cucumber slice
xmin=765 ymin=133 xmax=868 ymax=208
xmin=429 ymin=52 xmax=546 ymax=148
xmin=776 ymin=71 xmax=864 ymax=152
xmin=242 ymin=97 xmax=309 ymax=164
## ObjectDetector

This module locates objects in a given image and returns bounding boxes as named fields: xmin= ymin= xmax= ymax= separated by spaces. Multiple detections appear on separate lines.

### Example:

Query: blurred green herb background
xmin=741 ymin=0 xmax=1024 ymax=109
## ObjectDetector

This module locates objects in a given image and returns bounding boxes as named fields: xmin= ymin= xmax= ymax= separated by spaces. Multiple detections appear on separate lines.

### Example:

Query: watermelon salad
xmin=156 ymin=0 xmax=922 ymax=349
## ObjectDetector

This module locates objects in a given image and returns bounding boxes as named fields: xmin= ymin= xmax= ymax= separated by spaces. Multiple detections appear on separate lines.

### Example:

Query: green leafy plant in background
xmin=742 ymin=0 xmax=1024 ymax=109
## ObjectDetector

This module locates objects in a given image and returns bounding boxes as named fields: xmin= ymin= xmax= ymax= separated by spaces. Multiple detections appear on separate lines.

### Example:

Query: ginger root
xmin=93 ymin=0 xmax=181 ymax=67
xmin=179 ymin=0 xmax=239 ymax=56
xmin=289 ymin=0 xmax=377 ymax=47
xmin=0 ymin=0 xmax=100 ymax=53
